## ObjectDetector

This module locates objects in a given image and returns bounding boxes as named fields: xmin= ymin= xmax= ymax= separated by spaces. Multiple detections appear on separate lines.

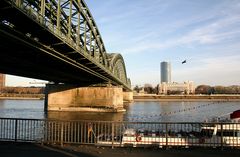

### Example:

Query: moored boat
xmin=96 ymin=110 xmax=240 ymax=148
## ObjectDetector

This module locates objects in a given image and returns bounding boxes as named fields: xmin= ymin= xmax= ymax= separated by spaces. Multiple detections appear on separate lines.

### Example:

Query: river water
xmin=0 ymin=99 xmax=239 ymax=122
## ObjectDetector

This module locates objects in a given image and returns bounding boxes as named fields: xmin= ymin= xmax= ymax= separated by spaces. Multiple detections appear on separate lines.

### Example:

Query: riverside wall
xmin=0 ymin=93 xmax=44 ymax=99
xmin=134 ymin=94 xmax=240 ymax=101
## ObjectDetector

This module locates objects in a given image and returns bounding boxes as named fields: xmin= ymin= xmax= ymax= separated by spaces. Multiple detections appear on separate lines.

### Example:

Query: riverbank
xmin=0 ymin=142 xmax=240 ymax=157
xmin=0 ymin=93 xmax=44 ymax=100
xmin=134 ymin=94 xmax=240 ymax=102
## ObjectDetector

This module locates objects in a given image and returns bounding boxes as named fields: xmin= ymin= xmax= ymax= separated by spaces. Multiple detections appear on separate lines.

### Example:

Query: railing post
xmin=221 ymin=123 xmax=223 ymax=150
xmin=165 ymin=123 xmax=168 ymax=149
xmin=61 ymin=122 xmax=64 ymax=147
xmin=112 ymin=123 xmax=114 ymax=149
xmin=14 ymin=119 xmax=18 ymax=142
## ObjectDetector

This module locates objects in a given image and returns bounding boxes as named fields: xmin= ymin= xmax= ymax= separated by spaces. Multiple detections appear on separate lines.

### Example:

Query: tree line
xmin=133 ymin=84 xmax=159 ymax=94
xmin=0 ymin=87 xmax=44 ymax=94
xmin=195 ymin=85 xmax=240 ymax=95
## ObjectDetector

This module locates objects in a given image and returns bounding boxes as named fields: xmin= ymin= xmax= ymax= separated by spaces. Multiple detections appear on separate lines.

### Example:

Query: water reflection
xmin=47 ymin=111 xmax=124 ymax=121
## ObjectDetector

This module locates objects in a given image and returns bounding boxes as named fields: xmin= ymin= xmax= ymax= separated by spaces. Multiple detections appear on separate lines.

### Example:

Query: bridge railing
xmin=0 ymin=118 xmax=239 ymax=148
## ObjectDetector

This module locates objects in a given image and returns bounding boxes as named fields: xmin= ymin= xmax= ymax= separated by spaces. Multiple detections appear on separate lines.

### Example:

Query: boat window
xmin=237 ymin=131 xmax=240 ymax=137
xmin=200 ymin=129 xmax=214 ymax=137
xmin=123 ymin=133 xmax=135 ymax=137
xmin=144 ymin=130 xmax=149 ymax=136
xmin=216 ymin=131 xmax=239 ymax=137
xmin=137 ymin=130 xmax=145 ymax=136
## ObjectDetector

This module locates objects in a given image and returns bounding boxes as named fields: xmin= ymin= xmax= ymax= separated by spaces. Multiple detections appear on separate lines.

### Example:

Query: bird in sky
xmin=182 ymin=60 xmax=187 ymax=64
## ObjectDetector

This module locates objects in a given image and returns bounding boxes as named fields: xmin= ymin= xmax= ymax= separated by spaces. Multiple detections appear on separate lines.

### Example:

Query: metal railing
xmin=0 ymin=118 xmax=44 ymax=142
xmin=0 ymin=118 xmax=240 ymax=148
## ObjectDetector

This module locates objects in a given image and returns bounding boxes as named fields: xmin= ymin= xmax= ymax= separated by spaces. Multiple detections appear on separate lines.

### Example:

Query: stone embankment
xmin=0 ymin=93 xmax=44 ymax=100
xmin=134 ymin=94 xmax=240 ymax=101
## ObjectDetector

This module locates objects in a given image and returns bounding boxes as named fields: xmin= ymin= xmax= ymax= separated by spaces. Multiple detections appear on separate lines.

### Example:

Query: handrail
xmin=0 ymin=117 xmax=240 ymax=148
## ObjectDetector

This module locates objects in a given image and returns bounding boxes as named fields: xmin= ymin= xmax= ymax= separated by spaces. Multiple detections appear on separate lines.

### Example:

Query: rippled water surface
xmin=0 ymin=99 xmax=44 ymax=119
xmin=0 ymin=99 xmax=240 ymax=122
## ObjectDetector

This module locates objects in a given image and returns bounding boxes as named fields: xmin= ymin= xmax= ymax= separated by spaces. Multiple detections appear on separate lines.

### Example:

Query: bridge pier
xmin=45 ymin=84 xmax=126 ymax=112
xmin=123 ymin=91 xmax=134 ymax=103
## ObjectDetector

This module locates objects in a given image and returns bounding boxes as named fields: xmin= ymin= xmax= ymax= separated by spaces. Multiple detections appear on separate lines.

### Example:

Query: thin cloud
xmin=121 ymin=13 xmax=240 ymax=54
xmin=101 ymin=0 xmax=239 ymax=55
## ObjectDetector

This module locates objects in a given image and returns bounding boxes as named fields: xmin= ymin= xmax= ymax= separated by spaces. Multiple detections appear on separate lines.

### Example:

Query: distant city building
xmin=159 ymin=81 xmax=195 ymax=95
xmin=0 ymin=73 xmax=6 ymax=89
xmin=161 ymin=61 xmax=171 ymax=83
xmin=159 ymin=61 xmax=195 ymax=95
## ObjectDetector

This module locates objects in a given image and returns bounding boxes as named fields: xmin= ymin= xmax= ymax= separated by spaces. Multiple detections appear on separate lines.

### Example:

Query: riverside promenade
xmin=1 ymin=142 xmax=240 ymax=157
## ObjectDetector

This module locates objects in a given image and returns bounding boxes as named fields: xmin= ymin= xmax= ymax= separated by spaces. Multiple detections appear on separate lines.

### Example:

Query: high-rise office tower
xmin=161 ymin=61 xmax=171 ymax=83
xmin=0 ymin=74 xmax=6 ymax=88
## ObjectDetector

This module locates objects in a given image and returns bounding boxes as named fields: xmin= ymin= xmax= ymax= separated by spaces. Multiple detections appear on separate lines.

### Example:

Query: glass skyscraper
xmin=161 ymin=62 xmax=171 ymax=83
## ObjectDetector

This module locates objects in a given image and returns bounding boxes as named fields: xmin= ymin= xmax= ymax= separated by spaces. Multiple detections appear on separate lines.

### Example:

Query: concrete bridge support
xmin=123 ymin=91 xmax=134 ymax=103
xmin=45 ymin=84 xmax=126 ymax=112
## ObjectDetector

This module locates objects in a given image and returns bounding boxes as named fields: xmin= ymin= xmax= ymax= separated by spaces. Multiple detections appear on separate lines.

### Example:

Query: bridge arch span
xmin=108 ymin=53 xmax=131 ymax=88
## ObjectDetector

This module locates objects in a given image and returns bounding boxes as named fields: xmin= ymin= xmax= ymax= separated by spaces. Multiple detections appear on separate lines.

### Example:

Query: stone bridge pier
xmin=45 ymin=84 xmax=133 ymax=112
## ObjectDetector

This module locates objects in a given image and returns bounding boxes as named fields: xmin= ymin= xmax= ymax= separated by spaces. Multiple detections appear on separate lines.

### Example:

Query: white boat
xmin=121 ymin=128 xmax=199 ymax=148
xmin=95 ymin=134 xmax=122 ymax=146
xmin=198 ymin=109 xmax=240 ymax=147
xmin=97 ymin=110 xmax=240 ymax=148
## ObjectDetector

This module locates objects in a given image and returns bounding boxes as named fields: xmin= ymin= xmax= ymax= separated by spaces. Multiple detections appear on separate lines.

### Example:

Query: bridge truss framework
xmin=0 ymin=0 xmax=131 ymax=90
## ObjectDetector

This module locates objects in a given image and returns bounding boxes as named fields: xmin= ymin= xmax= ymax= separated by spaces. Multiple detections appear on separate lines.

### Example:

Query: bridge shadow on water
xmin=47 ymin=111 xmax=124 ymax=121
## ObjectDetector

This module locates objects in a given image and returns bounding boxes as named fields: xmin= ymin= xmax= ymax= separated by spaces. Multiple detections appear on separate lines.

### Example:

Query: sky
xmin=6 ymin=0 xmax=240 ymax=87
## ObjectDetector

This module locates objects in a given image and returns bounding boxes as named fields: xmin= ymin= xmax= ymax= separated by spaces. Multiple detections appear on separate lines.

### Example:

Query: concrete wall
xmin=47 ymin=86 xmax=124 ymax=112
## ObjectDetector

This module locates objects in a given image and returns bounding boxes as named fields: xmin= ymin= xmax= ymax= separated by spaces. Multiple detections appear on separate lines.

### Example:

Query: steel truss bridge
xmin=0 ymin=0 xmax=131 ymax=90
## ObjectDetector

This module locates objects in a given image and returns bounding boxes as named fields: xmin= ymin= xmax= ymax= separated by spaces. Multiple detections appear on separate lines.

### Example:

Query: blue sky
xmin=7 ymin=0 xmax=240 ymax=87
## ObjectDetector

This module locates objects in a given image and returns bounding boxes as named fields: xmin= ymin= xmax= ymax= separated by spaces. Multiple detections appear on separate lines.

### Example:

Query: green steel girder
xmin=108 ymin=53 xmax=130 ymax=87
xmin=1 ymin=0 xmax=131 ymax=90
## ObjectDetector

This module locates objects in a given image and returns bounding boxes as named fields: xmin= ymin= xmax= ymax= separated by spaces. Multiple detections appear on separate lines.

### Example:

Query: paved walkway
xmin=0 ymin=142 xmax=240 ymax=157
